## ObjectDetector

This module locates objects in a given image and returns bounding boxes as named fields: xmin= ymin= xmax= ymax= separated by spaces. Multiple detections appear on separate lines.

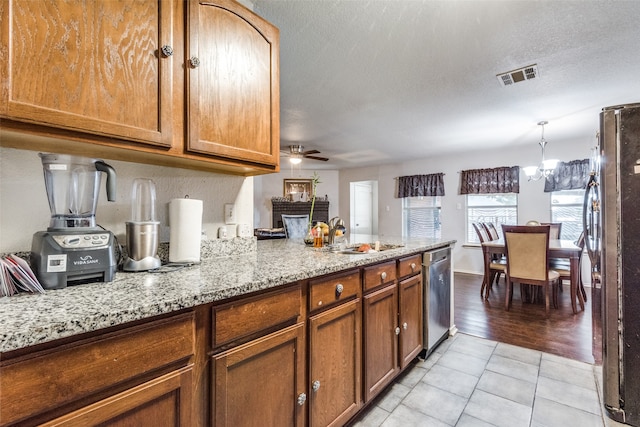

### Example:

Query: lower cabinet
xmin=212 ymin=323 xmax=306 ymax=427
xmin=40 ymin=367 xmax=194 ymax=427
xmin=363 ymin=283 xmax=400 ymax=402
xmin=399 ymin=273 xmax=424 ymax=369
xmin=308 ymin=299 xmax=362 ymax=427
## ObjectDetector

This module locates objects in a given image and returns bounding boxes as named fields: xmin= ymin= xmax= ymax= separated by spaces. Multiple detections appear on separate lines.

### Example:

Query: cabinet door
xmin=0 ymin=0 xmax=174 ymax=147
xmin=399 ymin=273 xmax=423 ymax=369
xmin=363 ymin=283 xmax=399 ymax=402
xmin=213 ymin=323 xmax=305 ymax=427
xmin=309 ymin=299 xmax=362 ymax=427
xmin=40 ymin=367 xmax=193 ymax=427
xmin=187 ymin=0 xmax=279 ymax=167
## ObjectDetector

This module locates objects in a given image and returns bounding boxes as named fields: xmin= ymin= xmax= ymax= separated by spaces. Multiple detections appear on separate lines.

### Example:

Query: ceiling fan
xmin=281 ymin=144 xmax=329 ymax=164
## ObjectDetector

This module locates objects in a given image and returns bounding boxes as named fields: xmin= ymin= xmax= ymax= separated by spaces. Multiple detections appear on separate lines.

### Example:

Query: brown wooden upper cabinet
xmin=0 ymin=0 xmax=175 ymax=148
xmin=0 ymin=0 xmax=280 ymax=175
xmin=187 ymin=0 xmax=280 ymax=167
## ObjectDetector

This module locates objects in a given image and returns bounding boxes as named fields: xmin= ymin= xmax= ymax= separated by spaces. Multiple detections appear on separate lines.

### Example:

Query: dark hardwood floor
xmin=454 ymin=272 xmax=602 ymax=364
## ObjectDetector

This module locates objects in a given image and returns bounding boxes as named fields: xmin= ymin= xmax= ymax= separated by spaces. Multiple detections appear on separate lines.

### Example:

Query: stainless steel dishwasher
xmin=422 ymin=247 xmax=451 ymax=356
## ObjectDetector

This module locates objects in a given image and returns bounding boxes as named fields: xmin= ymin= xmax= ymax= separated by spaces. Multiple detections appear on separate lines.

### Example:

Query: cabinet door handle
xmin=160 ymin=45 xmax=173 ymax=57
xmin=297 ymin=393 xmax=307 ymax=406
xmin=403 ymin=322 xmax=408 ymax=330
xmin=312 ymin=380 xmax=321 ymax=392
xmin=410 ymin=262 xmax=416 ymax=271
xmin=335 ymin=284 xmax=344 ymax=296
xmin=189 ymin=56 xmax=201 ymax=68
xmin=395 ymin=327 xmax=400 ymax=335
xmin=381 ymin=272 xmax=387 ymax=281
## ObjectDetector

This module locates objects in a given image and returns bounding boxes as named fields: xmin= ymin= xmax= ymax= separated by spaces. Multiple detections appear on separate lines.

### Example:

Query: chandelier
xmin=523 ymin=121 xmax=559 ymax=181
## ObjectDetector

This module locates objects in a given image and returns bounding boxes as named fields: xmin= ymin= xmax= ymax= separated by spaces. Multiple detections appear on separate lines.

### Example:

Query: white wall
xmin=253 ymin=168 xmax=340 ymax=228
xmin=0 ymin=147 xmax=253 ymax=253
xmin=337 ymin=136 xmax=593 ymax=276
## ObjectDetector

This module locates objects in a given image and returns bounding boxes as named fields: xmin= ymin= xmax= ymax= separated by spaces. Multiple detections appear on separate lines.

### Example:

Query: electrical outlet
xmin=225 ymin=203 xmax=237 ymax=224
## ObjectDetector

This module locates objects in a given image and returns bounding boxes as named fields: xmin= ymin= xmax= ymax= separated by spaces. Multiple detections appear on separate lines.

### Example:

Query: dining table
xmin=481 ymin=238 xmax=585 ymax=314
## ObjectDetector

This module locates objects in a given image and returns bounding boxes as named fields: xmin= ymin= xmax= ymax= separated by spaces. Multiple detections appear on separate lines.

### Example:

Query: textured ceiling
xmin=252 ymin=0 xmax=640 ymax=169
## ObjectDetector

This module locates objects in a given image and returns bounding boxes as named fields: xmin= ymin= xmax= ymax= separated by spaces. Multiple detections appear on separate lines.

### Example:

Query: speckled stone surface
xmin=0 ymin=236 xmax=454 ymax=353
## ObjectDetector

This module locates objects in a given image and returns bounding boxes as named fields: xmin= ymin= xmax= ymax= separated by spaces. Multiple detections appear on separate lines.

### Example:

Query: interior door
xmin=351 ymin=181 xmax=374 ymax=236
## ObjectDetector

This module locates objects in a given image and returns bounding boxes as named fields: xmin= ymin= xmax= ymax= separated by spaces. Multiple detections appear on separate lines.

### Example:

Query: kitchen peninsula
xmin=0 ymin=237 xmax=454 ymax=426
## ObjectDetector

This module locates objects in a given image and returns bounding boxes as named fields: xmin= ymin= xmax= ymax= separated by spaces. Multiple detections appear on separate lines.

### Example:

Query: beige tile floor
xmin=352 ymin=333 xmax=629 ymax=427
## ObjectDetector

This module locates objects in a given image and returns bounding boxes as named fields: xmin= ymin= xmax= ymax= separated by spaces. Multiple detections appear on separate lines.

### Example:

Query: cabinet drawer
xmin=363 ymin=261 xmax=397 ymax=291
xmin=309 ymin=270 xmax=360 ymax=311
xmin=213 ymin=285 xmax=302 ymax=348
xmin=398 ymin=254 xmax=422 ymax=279
xmin=0 ymin=312 xmax=195 ymax=425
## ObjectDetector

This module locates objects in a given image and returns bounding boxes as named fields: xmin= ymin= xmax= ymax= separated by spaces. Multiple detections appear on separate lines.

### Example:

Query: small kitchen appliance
xmin=123 ymin=178 xmax=161 ymax=271
xmin=31 ymin=153 xmax=118 ymax=289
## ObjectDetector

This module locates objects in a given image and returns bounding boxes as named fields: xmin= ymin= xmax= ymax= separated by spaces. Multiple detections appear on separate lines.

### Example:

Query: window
xmin=403 ymin=196 xmax=441 ymax=239
xmin=551 ymin=189 xmax=584 ymax=241
xmin=467 ymin=194 xmax=518 ymax=243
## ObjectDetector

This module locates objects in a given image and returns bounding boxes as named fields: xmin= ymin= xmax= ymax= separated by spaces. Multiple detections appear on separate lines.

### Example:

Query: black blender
xmin=31 ymin=153 xmax=118 ymax=289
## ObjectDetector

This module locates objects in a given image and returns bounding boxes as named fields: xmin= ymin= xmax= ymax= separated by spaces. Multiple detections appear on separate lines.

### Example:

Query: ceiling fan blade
xmin=302 ymin=149 xmax=320 ymax=155
xmin=305 ymin=155 xmax=329 ymax=161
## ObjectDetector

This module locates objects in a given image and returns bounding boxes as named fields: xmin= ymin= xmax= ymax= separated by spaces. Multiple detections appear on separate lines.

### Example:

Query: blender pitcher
xmin=123 ymin=178 xmax=161 ymax=271
xmin=40 ymin=153 xmax=116 ymax=229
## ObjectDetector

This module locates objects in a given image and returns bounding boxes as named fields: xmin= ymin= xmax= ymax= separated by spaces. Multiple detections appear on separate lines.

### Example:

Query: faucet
xmin=328 ymin=217 xmax=345 ymax=245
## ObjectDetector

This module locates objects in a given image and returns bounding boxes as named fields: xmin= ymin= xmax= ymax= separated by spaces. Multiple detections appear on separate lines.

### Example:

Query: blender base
xmin=123 ymin=255 xmax=162 ymax=272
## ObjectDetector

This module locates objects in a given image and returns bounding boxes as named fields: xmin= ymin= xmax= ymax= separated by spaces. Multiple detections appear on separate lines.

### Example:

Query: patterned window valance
xmin=398 ymin=173 xmax=445 ymax=198
xmin=459 ymin=166 xmax=520 ymax=194
xmin=544 ymin=159 xmax=590 ymax=192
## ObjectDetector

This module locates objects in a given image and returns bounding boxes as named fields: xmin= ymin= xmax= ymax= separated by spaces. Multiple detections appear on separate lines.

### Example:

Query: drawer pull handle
xmin=403 ymin=322 xmax=408 ymax=330
xmin=335 ymin=284 xmax=344 ymax=296
xmin=410 ymin=262 xmax=416 ymax=271
xmin=312 ymin=380 xmax=321 ymax=392
xmin=160 ymin=45 xmax=173 ymax=57
xmin=381 ymin=272 xmax=387 ymax=281
xmin=297 ymin=393 xmax=307 ymax=406
xmin=395 ymin=327 xmax=401 ymax=335
xmin=189 ymin=56 xmax=201 ymax=68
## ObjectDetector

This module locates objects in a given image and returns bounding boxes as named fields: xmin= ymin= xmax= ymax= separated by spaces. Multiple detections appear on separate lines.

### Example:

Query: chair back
xmin=575 ymin=230 xmax=585 ymax=250
xmin=281 ymin=214 xmax=309 ymax=239
xmin=502 ymin=225 xmax=551 ymax=283
xmin=472 ymin=222 xmax=491 ymax=243
xmin=483 ymin=222 xmax=500 ymax=240
xmin=540 ymin=222 xmax=562 ymax=239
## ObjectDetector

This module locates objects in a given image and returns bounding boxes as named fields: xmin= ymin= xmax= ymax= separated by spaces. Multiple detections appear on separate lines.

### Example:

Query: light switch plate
xmin=224 ymin=203 xmax=236 ymax=224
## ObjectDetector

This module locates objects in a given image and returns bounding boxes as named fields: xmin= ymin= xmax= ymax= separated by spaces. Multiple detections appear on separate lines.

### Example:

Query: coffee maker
xmin=31 ymin=153 xmax=118 ymax=289
xmin=123 ymin=178 xmax=161 ymax=271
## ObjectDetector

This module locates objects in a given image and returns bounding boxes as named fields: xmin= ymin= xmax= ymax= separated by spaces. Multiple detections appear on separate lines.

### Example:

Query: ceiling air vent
xmin=497 ymin=64 xmax=539 ymax=87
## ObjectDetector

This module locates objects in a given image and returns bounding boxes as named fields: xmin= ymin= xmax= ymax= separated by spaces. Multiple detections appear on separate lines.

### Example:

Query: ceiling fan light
xmin=289 ymin=156 xmax=302 ymax=165
xmin=523 ymin=166 xmax=539 ymax=177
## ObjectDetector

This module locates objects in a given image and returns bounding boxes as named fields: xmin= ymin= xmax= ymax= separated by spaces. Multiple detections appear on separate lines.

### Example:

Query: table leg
xmin=481 ymin=247 xmax=491 ymax=299
xmin=570 ymin=254 xmax=585 ymax=313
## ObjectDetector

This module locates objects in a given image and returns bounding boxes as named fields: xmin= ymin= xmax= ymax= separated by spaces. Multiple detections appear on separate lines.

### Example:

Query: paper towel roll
xmin=169 ymin=198 xmax=203 ymax=263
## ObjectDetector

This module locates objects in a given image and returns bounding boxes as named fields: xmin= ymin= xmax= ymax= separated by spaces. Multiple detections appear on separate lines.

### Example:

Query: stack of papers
xmin=0 ymin=254 xmax=45 ymax=297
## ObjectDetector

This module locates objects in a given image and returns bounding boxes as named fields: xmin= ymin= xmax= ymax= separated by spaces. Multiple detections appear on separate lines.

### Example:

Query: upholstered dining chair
xmin=473 ymin=222 xmax=506 ymax=298
xmin=501 ymin=225 xmax=560 ymax=316
xmin=281 ymin=214 xmax=310 ymax=239
xmin=540 ymin=222 xmax=562 ymax=239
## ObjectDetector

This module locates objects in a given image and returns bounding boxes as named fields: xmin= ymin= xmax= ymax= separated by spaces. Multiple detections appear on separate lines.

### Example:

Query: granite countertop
xmin=0 ymin=237 xmax=455 ymax=353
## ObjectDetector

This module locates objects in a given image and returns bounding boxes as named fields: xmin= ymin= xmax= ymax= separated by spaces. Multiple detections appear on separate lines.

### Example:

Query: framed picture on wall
xmin=283 ymin=179 xmax=312 ymax=200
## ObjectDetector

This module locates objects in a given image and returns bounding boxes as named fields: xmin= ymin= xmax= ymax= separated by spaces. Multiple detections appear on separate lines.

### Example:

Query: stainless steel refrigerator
xmin=586 ymin=102 xmax=640 ymax=426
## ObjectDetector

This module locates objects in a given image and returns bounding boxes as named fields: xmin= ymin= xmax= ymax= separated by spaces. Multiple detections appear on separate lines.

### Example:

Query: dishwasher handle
xmin=423 ymin=247 xmax=450 ymax=267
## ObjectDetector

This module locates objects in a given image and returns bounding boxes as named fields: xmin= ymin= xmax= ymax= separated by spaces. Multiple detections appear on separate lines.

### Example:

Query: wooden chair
xmin=502 ymin=225 xmax=560 ymax=316
xmin=483 ymin=222 xmax=500 ymax=240
xmin=281 ymin=214 xmax=309 ymax=239
xmin=473 ymin=222 xmax=506 ymax=298
xmin=550 ymin=231 xmax=587 ymax=304
xmin=540 ymin=222 xmax=562 ymax=239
